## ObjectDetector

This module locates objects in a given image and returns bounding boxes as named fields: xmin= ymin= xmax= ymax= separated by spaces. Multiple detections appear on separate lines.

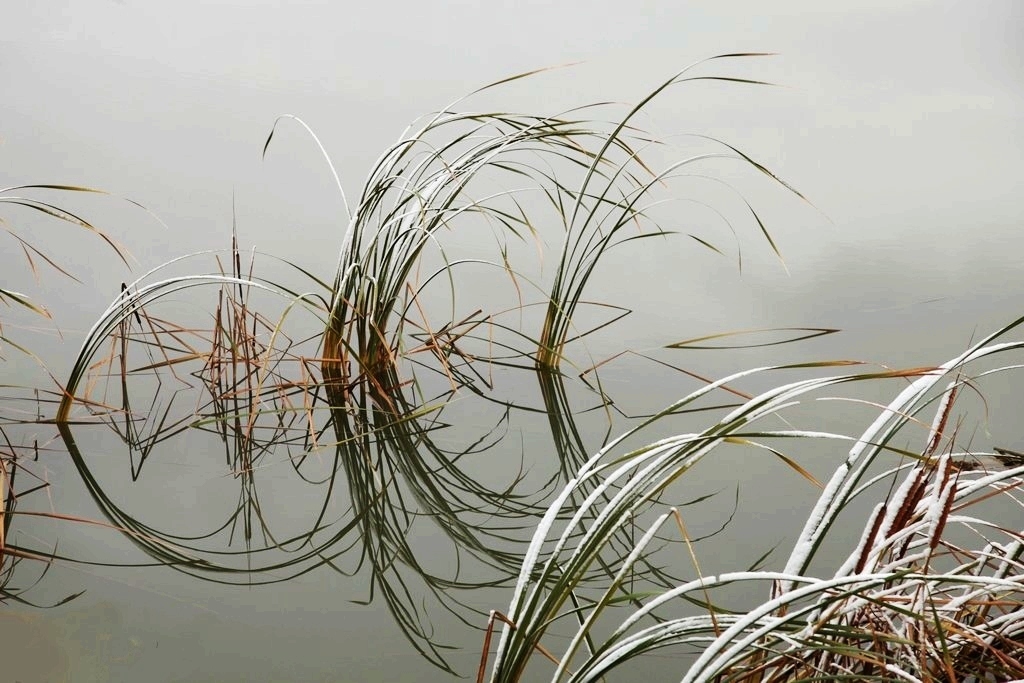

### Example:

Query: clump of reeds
xmin=54 ymin=232 xmax=343 ymax=573
xmin=38 ymin=56 xmax=827 ymax=674
xmin=479 ymin=320 xmax=1024 ymax=683
xmin=8 ymin=58 xmax=1023 ymax=683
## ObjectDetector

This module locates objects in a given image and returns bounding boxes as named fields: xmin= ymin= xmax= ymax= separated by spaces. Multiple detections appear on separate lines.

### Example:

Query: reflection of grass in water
xmin=3 ymin=55 xmax=1020 ymax=681
xmin=38 ymin=56 xmax=796 ymax=672
xmin=482 ymin=327 xmax=1024 ymax=682
xmin=1 ymin=183 xmax=154 ymax=608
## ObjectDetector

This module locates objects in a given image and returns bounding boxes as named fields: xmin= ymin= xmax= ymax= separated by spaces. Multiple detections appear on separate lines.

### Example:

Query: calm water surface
xmin=2 ymin=2 xmax=1022 ymax=681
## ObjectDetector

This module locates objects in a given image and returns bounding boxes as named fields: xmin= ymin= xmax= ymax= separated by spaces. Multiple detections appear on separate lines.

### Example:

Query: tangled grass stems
xmin=0 ymin=184 xmax=158 ymax=605
xmin=43 ymin=56 xmax=823 ymax=671
xmin=482 ymin=319 xmax=1024 ymax=682
xmin=5 ymin=56 xmax=1022 ymax=682
xmin=0 ymin=431 xmax=98 ymax=608
xmin=49 ymin=239 xmax=547 ymax=671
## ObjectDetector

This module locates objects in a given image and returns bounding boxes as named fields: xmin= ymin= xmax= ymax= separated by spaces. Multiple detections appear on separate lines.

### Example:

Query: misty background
xmin=2 ymin=2 xmax=1022 ymax=681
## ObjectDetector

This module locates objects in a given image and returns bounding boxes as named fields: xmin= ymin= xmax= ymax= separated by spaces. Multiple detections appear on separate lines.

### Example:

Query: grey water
xmin=3 ymin=2 xmax=1023 ymax=681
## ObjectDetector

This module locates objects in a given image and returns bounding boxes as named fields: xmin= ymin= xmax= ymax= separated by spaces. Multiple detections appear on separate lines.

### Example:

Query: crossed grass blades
xmin=35 ymin=55 xmax=799 ymax=671
xmin=480 ymin=322 xmax=1024 ymax=683
xmin=10 ymin=54 xmax=1019 ymax=682
xmin=1 ymin=184 xmax=143 ymax=607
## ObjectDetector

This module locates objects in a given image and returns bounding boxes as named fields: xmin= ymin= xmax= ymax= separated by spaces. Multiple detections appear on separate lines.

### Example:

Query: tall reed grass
xmin=2 ymin=56 xmax=1019 ymax=681
xmin=480 ymin=323 xmax=1024 ymax=682
xmin=40 ymin=55 xmax=797 ymax=670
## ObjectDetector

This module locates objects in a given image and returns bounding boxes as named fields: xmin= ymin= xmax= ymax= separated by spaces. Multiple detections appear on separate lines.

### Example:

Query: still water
xmin=3 ymin=2 xmax=1023 ymax=681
